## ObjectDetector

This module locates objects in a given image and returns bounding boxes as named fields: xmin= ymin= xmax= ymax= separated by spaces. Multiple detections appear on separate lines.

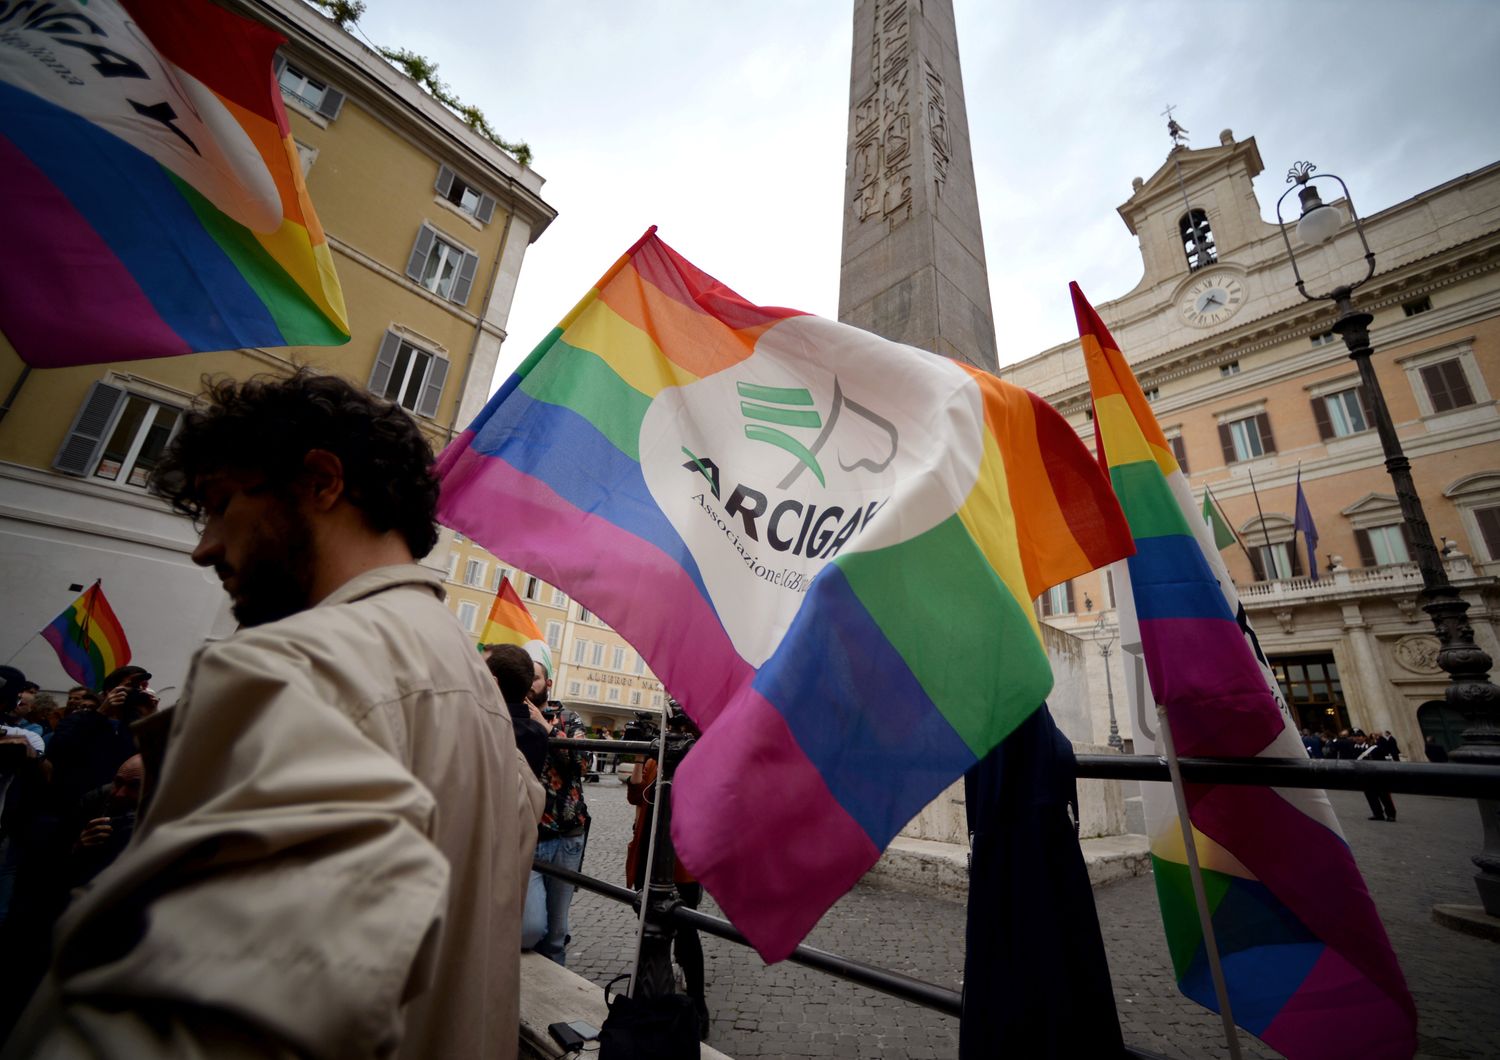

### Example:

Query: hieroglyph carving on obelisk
xmin=839 ymin=0 xmax=998 ymax=372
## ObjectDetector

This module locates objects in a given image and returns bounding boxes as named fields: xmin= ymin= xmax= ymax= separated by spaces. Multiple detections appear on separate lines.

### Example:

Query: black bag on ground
xmin=598 ymin=974 xmax=699 ymax=1060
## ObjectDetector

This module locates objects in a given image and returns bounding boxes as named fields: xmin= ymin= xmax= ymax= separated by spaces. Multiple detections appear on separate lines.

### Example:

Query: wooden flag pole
xmin=1156 ymin=701 xmax=1244 ymax=1060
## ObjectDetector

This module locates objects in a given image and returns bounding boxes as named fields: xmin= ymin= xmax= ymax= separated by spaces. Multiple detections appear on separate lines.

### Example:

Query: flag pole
xmin=1206 ymin=484 xmax=1255 ymax=567
xmin=4 ymin=632 xmax=42 ymax=667
xmin=1245 ymin=468 xmax=1278 ymax=578
xmin=1156 ymin=701 xmax=1244 ymax=1060
xmin=628 ymin=716 xmax=670 ymax=999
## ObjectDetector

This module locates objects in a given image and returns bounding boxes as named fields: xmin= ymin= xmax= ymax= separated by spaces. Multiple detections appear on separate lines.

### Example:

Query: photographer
xmin=523 ymin=668 xmax=591 ymax=966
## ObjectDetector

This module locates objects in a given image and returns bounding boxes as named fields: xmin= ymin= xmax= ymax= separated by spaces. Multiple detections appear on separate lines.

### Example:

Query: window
xmin=369 ymin=332 xmax=448 ymax=418
xmin=607 ymin=687 xmax=621 ymax=703
xmin=1419 ymin=359 xmax=1476 ymax=414
xmin=652 ymin=693 xmax=664 ymax=708
xmin=274 ymin=59 xmax=346 ymax=119
xmin=590 ymin=642 xmax=605 ymax=666
xmin=1445 ymin=474 xmax=1500 ymax=564
xmin=610 ymin=646 xmax=626 ymax=671
xmin=1219 ymin=361 xmax=1241 ymax=377
xmin=634 ymin=654 xmax=646 ymax=675
xmin=463 ymin=559 xmax=485 ymax=586
xmin=578 ymin=606 xmax=592 ymax=624
xmin=546 ymin=621 xmax=563 ymax=651
xmin=1310 ymin=331 xmax=1338 ymax=347
xmin=434 ymin=165 xmax=497 ymax=224
xmin=1143 ymin=387 xmax=1159 ymax=403
xmin=1474 ymin=506 xmax=1500 ymax=563
xmin=586 ymin=683 xmax=600 ymax=700
xmin=491 ymin=567 xmax=510 ymax=591
xmin=1356 ymin=524 xmax=1411 ymax=567
xmin=91 ymin=394 xmax=181 ymax=489
xmin=445 ymin=553 xmax=458 ymax=579
xmin=453 ymin=532 xmax=465 ymax=543
xmin=1179 ymin=209 xmax=1217 ymax=271
xmin=1167 ymin=434 xmax=1190 ymax=474
xmin=568 ymin=681 xmax=581 ymax=696
xmin=573 ymin=638 xmax=589 ymax=664
xmin=1036 ymin=581 xmax=1074 ymax=617
xmin=525 ymin=576 xmax=541 ymax=601
xmin=1217 ymin=412 xmax=1276 ymax=464
xmin=405 ymin=224 xmax=479 ymax=306
xmin=456 ymin=601 xmax=479 ymax=632
xmin=1255 ymin=542 xmax=1297 ymax=580
xmin=1402 ymin=296 xmax=1432 ymax=317
xmin=1313 ymin=387 xmax=1372 ymax=439
xmin=630 ymin=691 xmax=642 ymax=706
xmin=552 ymin=588 xmax=568 ymax=606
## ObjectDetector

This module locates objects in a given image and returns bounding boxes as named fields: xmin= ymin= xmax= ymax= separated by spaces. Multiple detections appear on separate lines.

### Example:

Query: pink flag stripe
xmin=0 ymin=135 xmax=189 ymax=365
xmin=673 ymin=686 xmax=882 ymax=959
xmin=1262 ymin=948 xmax=1417 ymax=1060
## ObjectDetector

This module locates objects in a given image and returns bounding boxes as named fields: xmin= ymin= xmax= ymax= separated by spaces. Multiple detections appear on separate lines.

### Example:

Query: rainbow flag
xmin=436 ymin=229 xmax=1133 ymax=959
xmin=1074 ymin=283 xmax=1415 ymax=1058
xmin=481 ymin=578 xmax=554 ymax=676
xmin=40 ymin=581 xmax=131 ymax=691
xmin=0 ymin=0 xmax=349 ymax=367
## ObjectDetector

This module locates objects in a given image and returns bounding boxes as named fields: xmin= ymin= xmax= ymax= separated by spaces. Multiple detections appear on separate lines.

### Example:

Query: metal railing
xmin=536 ymin=736 xmax=1500 ymax=1059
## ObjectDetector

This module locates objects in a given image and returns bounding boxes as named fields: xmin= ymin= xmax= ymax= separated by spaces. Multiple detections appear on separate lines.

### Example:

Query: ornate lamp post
xmin=1275 ymin=162 xmax=1500 ymax=918
xmin=1093 ymin=614 xmax=1124 ymax=751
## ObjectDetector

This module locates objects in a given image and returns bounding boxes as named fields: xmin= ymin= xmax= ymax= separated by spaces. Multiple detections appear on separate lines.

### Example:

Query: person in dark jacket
xmin=486 ymin=645 xmax=549 ymax=779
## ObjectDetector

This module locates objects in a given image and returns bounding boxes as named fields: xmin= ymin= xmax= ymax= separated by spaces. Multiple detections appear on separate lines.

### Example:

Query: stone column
xmin=839 ymin=0 xmax=998 ymax=372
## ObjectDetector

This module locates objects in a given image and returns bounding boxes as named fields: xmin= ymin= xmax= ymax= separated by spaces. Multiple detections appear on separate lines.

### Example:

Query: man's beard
xmin=227 ymin=500 xmax=317 ymax=628
xmin=526 ymin=685 xmax=548 ymax=708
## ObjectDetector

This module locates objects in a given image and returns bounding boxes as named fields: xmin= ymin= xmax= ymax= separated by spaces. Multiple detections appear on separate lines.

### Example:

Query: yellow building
xmin=0 ymin=0 xmax=554 ymax=695
xmin=1002 ymin=130 xmax=1500 ymax=759
xmin=444 ymin=533 xmax=667 ymax=732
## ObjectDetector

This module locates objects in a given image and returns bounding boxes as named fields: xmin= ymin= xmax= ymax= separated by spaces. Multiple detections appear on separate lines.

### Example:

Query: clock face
xmin=1179 ymin=274 xmax=1246 ymax=328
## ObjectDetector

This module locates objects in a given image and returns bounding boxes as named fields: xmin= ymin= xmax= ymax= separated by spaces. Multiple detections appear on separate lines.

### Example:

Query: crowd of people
xmin=1300 ymin=726 xmax=1403 ymax=821
xmin=0 ymin=370 xmax=718 ymax=1057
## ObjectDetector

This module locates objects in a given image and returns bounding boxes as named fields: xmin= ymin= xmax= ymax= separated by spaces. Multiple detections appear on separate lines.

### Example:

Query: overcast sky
xmin=354 ymin=0 xmax=1500 ymax=394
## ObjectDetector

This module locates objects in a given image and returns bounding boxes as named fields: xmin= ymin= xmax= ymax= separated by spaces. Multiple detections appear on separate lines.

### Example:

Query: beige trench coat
xmin=8 ymin=565 xmax=544 ymax=1059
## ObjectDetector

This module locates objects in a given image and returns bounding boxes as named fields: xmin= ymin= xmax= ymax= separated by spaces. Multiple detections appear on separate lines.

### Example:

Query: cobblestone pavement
xmin=558 ymin=772 xmax=1498 ymax=1059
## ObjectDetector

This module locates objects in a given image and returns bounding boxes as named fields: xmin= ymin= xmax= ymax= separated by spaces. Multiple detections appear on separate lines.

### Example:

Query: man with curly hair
xmin=7 ymin=371 xmax=544 ymax=1060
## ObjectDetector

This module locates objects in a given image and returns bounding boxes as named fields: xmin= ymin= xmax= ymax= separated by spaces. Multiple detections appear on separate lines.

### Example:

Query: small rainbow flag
xmin=0 ymin=0 xmax=349 ymax=367
xmin=481 ymin=578 xmax=553 ymax=676
xmin=436 ymin=229 xmax=1133 ymax=959
xmin=41 ymin=581 xmax=131 ymax=691
xmin=1074 ymin=283 xmax=1415 ymax=1059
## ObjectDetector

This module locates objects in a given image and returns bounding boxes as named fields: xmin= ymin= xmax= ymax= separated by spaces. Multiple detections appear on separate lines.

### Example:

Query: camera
xmin=622 ymin=711 xmax=659 ymax=743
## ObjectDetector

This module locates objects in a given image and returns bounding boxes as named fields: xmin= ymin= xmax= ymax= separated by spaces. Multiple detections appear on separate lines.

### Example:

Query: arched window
xmin=1179 ymin=209 xmax=1217 ymax=271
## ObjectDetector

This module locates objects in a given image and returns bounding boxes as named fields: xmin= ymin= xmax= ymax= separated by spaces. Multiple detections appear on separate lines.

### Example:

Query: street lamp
xmin=1093 ymin=614 xmax=1124 ymax=752
xmin=1276 ymin=161 xmax=1500 ymax=919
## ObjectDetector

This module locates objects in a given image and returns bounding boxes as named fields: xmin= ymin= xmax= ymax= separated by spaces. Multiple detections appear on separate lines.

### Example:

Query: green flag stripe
xmin=837 ymin=515 xmax=1052 ymax=756
xmin=1110 ymin=460 xmax=1194 ymax=540
xmin=520 ymin=337 xmax=651 ymax=461
xmin=1151 ymin=854 xmax=1234 ymax=977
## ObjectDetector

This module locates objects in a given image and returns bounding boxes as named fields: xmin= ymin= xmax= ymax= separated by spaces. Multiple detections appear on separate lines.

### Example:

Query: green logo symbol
xmin=737 ymin=382 xmax=827 ymax=487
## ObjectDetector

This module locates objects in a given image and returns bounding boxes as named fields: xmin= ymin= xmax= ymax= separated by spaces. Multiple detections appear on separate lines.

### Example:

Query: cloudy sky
xmin=354 ymin=0 xmax=1500 ymax=390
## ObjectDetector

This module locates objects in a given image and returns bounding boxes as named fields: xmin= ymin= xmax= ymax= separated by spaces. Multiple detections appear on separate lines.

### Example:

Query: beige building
xmin=0 ymin=0 xmax=554 ymax=694
xmin=444 ymin=533 xmax=666 ymax=732
xmin=1002 ymin=130 xmax=1500 ymax=760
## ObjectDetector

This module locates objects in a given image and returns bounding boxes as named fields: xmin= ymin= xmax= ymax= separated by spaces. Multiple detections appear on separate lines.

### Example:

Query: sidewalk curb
xmin=863 ymin=833 xmax=1152 ymax=901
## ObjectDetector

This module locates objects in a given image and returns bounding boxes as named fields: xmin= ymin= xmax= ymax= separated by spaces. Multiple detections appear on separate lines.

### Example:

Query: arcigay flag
xmin=1074 ymin=282 xmax=1415 ymax=1059
xmin=0 ymin=0 xmax=349 ymax=366
xmin=436 ymin=229 xmax=1133 ymax=960
xmin=40 ymin=581 xmax=130 ymax=691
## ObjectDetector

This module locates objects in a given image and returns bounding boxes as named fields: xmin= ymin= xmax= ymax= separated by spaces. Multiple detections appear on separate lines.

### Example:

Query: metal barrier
xmin=537 ymin=737 xmax=1500 ymax=1058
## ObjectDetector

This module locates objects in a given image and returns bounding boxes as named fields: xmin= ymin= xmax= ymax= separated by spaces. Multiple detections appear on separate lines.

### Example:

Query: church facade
xmin=1001 ymin=130 xmax=1500 ymax=759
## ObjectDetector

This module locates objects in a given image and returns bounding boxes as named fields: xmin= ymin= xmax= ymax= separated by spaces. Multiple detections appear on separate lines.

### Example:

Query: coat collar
xmin=317 ymin=563 xmax=446 ymax=609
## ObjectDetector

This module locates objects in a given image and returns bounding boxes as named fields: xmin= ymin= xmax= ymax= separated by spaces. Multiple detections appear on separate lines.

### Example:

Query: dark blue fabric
xmin=960 ymin=704 xmax=1125 ymax=1058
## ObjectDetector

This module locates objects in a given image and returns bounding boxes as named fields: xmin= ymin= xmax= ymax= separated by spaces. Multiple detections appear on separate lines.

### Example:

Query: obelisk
xmin=838 ymin=0 xmax=998 ymax=372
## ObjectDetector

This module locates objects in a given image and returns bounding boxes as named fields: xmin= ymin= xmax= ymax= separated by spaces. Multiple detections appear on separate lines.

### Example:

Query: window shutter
xmin=272 ymin=54 xmax=287 ymax=80
xmin=1248 ymin=548 xmax=1267 ymax=581
xmin=53 ymin=381 xmax=126 ymax=476
xmin=1290 ymin=540 xmax=1304 ymax=576
xmin=1421 ymin=360 xmax=1474 ymax=413
xmin=450 ymin=249 xmax=480 ymax=305
xmin=1442 ymin=361 xmax=1474 ymax=409
xmin=316 ymin=86 xmax=345 ymax=120
xmin=1354 ymin=528 xmax=1377 ymax=567
xmin=1105 ymin=569 xmax=1116 ymax=607
xmin=1356 ymin=385 xmax=1377 ymax=428
xmin=1034 ymin=596 xmax=1048 ymax=619
xmin=1169 ymin=435 xmax=1190 ymax=474
xmin=1398 ymin=522 xmax=1415 ymax=559
xmin=1255 ymin=412 xmax=1277 ymax=454
xmin=415 ymin=355 xmax=448 ymax=418
xmin=1475 ymin=506 xmax=1500 ymax=561
xmin=1311 ymin=397 xmax=1334 ymax=440
xmin=405 ymin=224 xmax=435 ymax=282
xmin=368 ymin=331 xmax=402 ymax=398
xmin=1064 ymin=580 xmax=1075 ymax=613
xmin=435 ymin=164 xmax=456 ymax=197
xmin=1218 ymin=422 xmax=1236 ymax=464
xmin=475 ymin=193 xmax=496 ymax=225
